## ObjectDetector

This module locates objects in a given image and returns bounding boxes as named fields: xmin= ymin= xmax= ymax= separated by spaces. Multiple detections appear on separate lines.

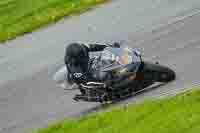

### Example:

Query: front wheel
xmin=142 ymin=62 xmax=176 ymax=83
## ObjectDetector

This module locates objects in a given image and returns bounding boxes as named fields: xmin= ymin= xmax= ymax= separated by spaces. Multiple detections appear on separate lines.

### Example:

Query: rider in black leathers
xmin=64 ymin=42 xmax=141 ymax=96
xmin=64 ymin=42 xmax=120 ymax=84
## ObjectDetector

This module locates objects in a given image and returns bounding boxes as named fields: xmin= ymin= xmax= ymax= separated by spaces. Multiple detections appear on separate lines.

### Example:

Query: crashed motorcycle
xmin=53 ymin=45 xmax=176 ymax=103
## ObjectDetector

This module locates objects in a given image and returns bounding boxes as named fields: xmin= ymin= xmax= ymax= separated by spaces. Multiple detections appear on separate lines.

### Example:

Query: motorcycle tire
xmin=142 ymin=62 xmax=176 ymax=83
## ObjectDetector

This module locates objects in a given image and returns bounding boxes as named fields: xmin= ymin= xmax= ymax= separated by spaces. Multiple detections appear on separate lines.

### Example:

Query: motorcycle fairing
xmin=99 ymin=46 xmax=141 ymax=74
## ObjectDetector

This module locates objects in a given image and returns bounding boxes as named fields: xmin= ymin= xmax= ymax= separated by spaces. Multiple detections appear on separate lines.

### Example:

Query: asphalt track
xmin=1 ymin=0 xmax=200 ymax=132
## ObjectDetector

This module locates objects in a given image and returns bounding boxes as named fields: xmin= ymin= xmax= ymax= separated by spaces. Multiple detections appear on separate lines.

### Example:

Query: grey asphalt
xmin=1 ymin=0 xmax=200 ymax=132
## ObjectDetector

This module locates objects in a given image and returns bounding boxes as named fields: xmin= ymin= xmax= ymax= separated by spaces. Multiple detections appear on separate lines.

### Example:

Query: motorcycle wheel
xmin=142 ymin=62 xmax=176 ymax=83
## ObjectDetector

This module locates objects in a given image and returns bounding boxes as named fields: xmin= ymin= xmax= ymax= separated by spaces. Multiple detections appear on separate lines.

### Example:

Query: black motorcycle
xmin=53 ymin=45 xmax=175 ymax=103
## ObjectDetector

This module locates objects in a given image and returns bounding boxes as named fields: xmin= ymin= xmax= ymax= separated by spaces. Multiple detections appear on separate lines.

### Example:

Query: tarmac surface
xmin=1 ymin=0 xmax=200 ymax=132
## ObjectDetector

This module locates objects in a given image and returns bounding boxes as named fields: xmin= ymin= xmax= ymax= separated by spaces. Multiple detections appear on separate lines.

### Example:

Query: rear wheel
xmin=156 ymin=68 xmax=175 ymax=82
xmin=142 ymin=62 xmax=176 ymax=83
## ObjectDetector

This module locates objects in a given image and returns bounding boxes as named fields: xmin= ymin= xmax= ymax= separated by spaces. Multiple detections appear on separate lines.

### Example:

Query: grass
xmin=0 ymin=0 xmax=109 ymax=43
xmin=33 ymin=88 xmax=200 ymax=133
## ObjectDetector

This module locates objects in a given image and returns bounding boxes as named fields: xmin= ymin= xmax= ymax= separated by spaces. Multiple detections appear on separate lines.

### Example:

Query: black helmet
xmin=65 ymin=43 xmax=89 ymax=75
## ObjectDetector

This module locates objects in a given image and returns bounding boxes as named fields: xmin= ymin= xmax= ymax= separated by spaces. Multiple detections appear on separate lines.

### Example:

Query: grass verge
xmin=34 ymin=88 xmax=200 ymax=133
xmin=0 ymin=0 xmax=109 ymax=43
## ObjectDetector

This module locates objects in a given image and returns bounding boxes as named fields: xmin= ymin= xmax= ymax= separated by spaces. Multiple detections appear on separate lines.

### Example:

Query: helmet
xmin=65 ymin=43 xmax=89 ymax=75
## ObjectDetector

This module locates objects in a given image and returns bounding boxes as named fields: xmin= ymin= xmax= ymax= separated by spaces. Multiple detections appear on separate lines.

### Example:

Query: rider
xmin=64 ymin=42 xmax=142 ymax=96
xmin=64 ymin=42 xmax=120 ymax=84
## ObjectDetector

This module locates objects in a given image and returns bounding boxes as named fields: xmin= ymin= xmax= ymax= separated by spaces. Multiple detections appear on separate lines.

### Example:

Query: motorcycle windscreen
xmin=100 ymin=47 xmax=133 ymax=72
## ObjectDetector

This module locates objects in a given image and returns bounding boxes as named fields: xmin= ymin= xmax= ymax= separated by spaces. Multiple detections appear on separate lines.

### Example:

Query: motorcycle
xmin=53 ymin=45 xmax=176 ymax=103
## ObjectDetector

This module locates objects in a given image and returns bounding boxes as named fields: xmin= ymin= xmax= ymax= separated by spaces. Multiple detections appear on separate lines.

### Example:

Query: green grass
xmin=0 ymin=0 xmax=109 ymax=42
xmin=34 ymin=88 xmax=200 ymax=133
